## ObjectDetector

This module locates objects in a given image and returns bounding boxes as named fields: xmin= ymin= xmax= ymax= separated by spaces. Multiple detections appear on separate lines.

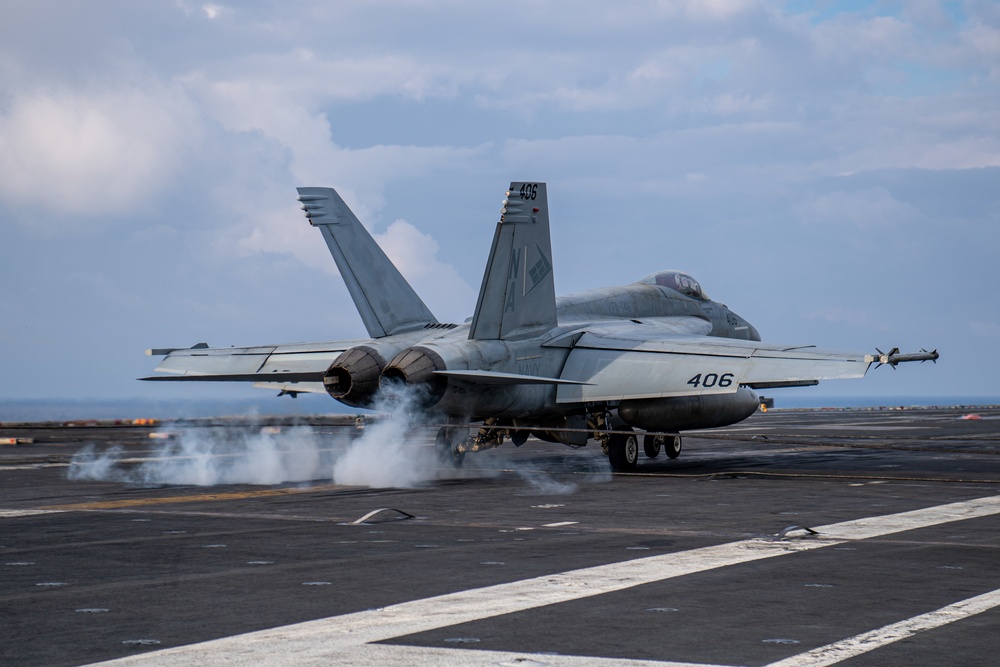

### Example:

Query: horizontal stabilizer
xmin=141 ymin=372 xmax=321 ymax=383
xmin=140 ymin=340 xmax=365 ymax=384
xmin=146 ymin=343 xmax=208 ymax=356
xmin=433 ymin=370 xmax=590 ymax=386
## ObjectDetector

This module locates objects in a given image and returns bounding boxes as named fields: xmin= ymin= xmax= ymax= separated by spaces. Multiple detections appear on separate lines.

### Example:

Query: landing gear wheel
xmin=643 ymin=434 xmax=663 ymax=459
xmin=665 ymin=435 xmax=682 ymax=460
xmin=511 ymin=429 xmax=529 ymax=447
xmin=608 ymin=431 xmax=639 ymax=472
xmin=435 ymin=427 xmax=465 ymax=467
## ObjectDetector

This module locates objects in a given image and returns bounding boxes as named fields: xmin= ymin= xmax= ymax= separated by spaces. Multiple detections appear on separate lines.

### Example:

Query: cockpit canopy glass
xmin=640 ymin=271 xmax=709 ymax=300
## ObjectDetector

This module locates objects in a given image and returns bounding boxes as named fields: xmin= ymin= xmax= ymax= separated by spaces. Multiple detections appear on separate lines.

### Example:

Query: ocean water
xmin=768 ymin=395 xmax=998 ymax=409
xmin=0 ymin=395 xmax=996 ymax=423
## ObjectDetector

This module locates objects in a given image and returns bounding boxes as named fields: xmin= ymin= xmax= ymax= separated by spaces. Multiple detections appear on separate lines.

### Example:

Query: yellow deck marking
xmin=42 ymin=483 xmax=347 ymax=510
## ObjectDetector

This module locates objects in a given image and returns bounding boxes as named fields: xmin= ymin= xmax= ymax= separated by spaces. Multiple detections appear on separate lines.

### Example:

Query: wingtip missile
xmin=875 ymin=347 xmax=939 ymax=369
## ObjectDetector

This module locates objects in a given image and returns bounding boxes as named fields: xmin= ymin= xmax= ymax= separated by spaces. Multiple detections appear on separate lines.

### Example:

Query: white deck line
xmin=86 ymin=494 xmax=1000 ymax=667
xmin=345 ymin=643 xmax=713 ymax=666
xmin=767 ymin=587 xmax=1000 ymax=667
xmin=0 ymin=508 xmax=66 ymax=517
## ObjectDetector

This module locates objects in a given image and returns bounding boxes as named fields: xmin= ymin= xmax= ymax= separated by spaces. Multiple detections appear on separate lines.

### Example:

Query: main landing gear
xmin=607 ymin=430 xmax=639 ymax=471
xmin=435 ymin=418 xmax=508 ymax=467
xmin=435 ymin=416 xmax=682 ymax=474
xmin=643 ymin=433 xmax=682 ymax=460
xmin=435 ymin=426 xmax=466 ymax=466
xmin=607 ymin=431 xmax=682 ymax=472
xmin=589 ymin=412 xmax=640 ymax=473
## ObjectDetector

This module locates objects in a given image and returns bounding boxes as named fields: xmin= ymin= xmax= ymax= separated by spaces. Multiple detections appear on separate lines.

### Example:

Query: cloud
xmin=2 ymin=1 xmax=998 ymax=400
xmin=373 ymin=219 xmax=477 ymax=321
xmin=0 ymin=85 xmax=200 ymax=224
xmin=794 ymin=186 xmax=924 ymax=232
xmin=216 ymin=208 xmax=475 ymax=324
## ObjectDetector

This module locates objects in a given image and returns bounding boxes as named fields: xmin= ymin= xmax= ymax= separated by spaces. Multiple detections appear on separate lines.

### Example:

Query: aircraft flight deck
xmin=3 ymin=404 xmax=999 ymax=667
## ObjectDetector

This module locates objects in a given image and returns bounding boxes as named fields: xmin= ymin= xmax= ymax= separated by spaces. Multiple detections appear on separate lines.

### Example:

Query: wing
xmin=140 ymin=340 xmax=369 ymax=384
xmin=553 ymin=322 xmax=873 ymax=404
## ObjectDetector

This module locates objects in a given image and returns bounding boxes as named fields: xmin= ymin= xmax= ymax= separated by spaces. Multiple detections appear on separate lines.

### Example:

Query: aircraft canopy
xmin=640 ymin=271 xmax=709 ymax=300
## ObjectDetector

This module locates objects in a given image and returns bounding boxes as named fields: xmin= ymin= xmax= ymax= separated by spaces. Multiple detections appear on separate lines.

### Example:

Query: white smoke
xmin=66 ymin=390 xmax=613 ymax=494
xmin=488 ymin=447 xmax=613 ymax=495
xmin=69 ymin=444 xmax=127 ymax=481
xmin=331 ymin=385 xmax=442 ymax=488
xmin=329 ymin=385 xmax=611 ymax=492
xmin=513 ymin=466 xmax=585 ymax=495
xmin=68 ymin=425 xmax=328 ymax=486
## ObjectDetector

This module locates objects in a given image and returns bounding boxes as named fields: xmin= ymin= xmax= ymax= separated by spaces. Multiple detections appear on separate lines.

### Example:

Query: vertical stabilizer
xmin=469 ymin=182 xmax=558 ymax=340
xmin=296 ymin=187 xmax=438 ymax=338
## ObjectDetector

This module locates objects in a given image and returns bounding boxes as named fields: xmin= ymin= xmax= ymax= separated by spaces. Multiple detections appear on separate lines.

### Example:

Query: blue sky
xmin=1 ymin=0 xmax=998 ymax=402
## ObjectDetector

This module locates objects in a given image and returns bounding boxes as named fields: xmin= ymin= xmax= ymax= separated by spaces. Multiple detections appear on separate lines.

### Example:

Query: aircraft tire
xmin=665 ymin=435 xmax=682 ymax=459
xmin=643 ymin=434 xmax=662 ymax=459
xmin=608 ymin=432 xmax=638 ymax=472
xmin=435 ymin=427 xmax=466 ymax=467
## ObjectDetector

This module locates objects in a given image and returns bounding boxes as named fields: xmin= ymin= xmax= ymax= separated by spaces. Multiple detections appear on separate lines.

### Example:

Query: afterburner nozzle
xmin=380 ymin=346 xmax=448 ymax=407
xmin=324 ymin=346 xmax=387 ymax=407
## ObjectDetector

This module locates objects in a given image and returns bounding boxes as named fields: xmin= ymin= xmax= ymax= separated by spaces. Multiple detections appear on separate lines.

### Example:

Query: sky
xmin=1 ymin=0 xmax=998 ymax=404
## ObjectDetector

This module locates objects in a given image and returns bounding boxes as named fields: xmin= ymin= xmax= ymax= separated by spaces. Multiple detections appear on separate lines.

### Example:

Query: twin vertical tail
xmin=296 ymin=187 xmax=438 ymax=338
xmin=298 ymin=182 xmax=555 ymax=342
xmin=469 ymin=182 xmax=558 ymax=340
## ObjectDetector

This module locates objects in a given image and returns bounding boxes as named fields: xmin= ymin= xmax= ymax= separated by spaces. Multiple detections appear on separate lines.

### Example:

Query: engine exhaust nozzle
xmin=323 ymin=346 xmax=387 ymax=407
xmin=380 ymin=346 xmax=448 ymax=407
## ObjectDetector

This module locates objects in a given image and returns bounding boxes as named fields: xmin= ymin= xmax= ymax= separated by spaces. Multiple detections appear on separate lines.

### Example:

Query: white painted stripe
xmin=767 ymin=587 xmax=1000 ymax=667
xmin=543 ymin=521 xmax=579 ymax=527
xmin=0 ymin=509 xmax=66 ymax=518
xmin=86 ymin=494 xmax=1000 ymax=666
xmin=0 ymin=463 xmax=69 ymax=470
xmin=349 ymin=643 xmax=715 ymax=666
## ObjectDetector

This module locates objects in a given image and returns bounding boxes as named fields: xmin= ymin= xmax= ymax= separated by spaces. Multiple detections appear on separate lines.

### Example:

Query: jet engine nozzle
xmin=380 ymin=346 xmax=448 ymax=407
xmin=324 ymin=346 xmax=388 ymax=407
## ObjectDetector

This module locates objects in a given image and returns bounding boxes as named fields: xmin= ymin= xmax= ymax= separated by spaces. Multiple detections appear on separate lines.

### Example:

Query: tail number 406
xmin=518 ymin=183 xmax=538 ymax=200
xmin=687 ymin=373 xmax=734 ymax=389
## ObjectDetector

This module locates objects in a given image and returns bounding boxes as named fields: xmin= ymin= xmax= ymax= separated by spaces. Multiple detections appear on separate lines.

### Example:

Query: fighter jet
xmin=143 ymin=182 xmax=937 ymax=471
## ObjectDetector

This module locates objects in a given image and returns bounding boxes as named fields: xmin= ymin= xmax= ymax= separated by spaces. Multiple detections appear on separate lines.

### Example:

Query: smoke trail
xmin=488 ymin=446 xmax=613 ymax=495
xmin=67 ymin=391 xmax=615 ymax=493
xmin=68 ymin=424 xmax=329 ymax=486
xmin=68 ymin=444 xmax=127 ymax=482
xmin=327 ymin=384 xmax=612 ymax=492
xmin=331 ymin=385 xmax=441 ymax=488
xmin=514 ymin=467 xmax=579 ymax=495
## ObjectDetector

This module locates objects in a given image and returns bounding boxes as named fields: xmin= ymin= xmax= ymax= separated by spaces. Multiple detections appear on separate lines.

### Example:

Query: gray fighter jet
xmin=144 ymin=182 xmax=937 ymax=470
